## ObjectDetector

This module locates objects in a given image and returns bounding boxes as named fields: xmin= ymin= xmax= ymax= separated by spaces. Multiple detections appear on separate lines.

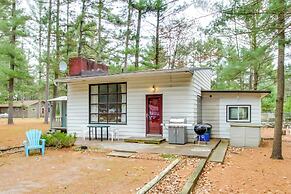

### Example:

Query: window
xmin=226 ymin=105 xmax=251 ymax=122
xmin=89 ymin=83 xmax=127 ymax=124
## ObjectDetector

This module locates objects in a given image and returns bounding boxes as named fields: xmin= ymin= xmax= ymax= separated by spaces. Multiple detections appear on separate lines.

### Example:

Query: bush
xmin=42 ymin=132 xmax=76 ymax=148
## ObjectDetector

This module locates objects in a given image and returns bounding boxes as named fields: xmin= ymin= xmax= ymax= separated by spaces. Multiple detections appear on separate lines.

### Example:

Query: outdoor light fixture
xmin=152 ymin=85 xmax=157 ymax=92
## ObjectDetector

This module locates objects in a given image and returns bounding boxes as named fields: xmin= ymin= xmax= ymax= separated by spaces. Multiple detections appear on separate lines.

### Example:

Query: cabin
xmin=0 ymin=100 xmax=45 ymax=118
xmin=56 ymin=57 xmax=270 ymax=144
xmin=48 ymin=96 xmax=67 ymax=133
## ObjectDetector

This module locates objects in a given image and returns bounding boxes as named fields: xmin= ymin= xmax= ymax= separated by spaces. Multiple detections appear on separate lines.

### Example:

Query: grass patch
xmin=160 ymin=153 xmax=178 ymax=160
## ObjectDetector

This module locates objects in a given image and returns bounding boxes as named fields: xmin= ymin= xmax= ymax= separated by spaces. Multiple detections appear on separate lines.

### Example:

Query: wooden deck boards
xmin=209 ymin=140 xmax=229 ymax=163
xmin=124 ymin=137 xmax=165 ymax=144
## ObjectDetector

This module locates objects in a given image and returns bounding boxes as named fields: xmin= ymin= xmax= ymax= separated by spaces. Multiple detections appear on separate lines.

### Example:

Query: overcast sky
xmin=21 ymin=0 xmax=290 ymax=69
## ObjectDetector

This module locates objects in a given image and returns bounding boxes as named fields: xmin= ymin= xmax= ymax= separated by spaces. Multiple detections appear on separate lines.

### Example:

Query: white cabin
xmin=57 ymin=67 xmax=269 ymax=143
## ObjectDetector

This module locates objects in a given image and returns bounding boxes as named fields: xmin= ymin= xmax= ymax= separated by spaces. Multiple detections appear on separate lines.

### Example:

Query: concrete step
xmin=107 ymin=150 xmax=135 ymax=158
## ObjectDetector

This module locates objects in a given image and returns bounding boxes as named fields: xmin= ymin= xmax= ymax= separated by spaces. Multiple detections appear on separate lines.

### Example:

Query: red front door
xmin=146 ymin=94 xmax=163 ymax=135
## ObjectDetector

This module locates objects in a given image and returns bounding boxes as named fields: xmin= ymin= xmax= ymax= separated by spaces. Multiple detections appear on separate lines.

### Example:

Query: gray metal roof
xmin=202 ymin=90 xmax=271 ymax=98
xmin=55 ymin=67 xmax=212 ymax=83
xmin=202 ymin=90 xmax=271 ymax=94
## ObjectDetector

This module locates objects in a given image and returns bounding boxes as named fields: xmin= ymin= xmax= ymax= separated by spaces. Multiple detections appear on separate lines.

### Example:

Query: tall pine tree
xmin=0 ymin=0 xmax=29 ymax=124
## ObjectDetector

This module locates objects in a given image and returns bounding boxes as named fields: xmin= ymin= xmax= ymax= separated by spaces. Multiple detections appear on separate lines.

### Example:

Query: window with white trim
xmin=226 ymin=105 xmax=251 ymax=122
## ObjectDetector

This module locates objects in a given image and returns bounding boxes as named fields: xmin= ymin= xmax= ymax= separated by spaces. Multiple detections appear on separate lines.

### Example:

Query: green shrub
xmin=42 ymin=132 xmax=76 ymax=148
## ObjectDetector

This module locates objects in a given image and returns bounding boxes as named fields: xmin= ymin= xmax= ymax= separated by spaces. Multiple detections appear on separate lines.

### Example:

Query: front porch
xmin=75 ymin=138 xmax=221 ymax=158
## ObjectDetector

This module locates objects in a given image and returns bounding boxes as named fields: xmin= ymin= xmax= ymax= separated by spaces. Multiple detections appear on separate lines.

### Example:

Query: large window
xmin=89 ymin=83 xmax=127 ymax=124
xmin=226 ymin=105 xmax=251 ymax=122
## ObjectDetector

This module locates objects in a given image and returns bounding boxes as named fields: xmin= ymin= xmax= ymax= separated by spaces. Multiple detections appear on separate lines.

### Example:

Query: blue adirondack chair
xmin=23 ymin=129 xmax=45 ymax=157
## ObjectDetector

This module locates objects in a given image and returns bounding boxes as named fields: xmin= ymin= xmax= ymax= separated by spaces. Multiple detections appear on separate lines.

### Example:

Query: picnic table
xmin=87 ymin=124 xmax=110 ymax=141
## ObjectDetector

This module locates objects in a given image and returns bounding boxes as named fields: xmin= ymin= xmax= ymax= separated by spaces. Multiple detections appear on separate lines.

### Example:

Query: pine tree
xmin=44 ymin=0 xmax=52 ymax=124
xmin=150 ymin=0 xmax=167 ymax=68
xmin=0 ymin=0 xmax=29 ymax=124
xmin=132 ymin=0 xmax=151 ymax=68
xmin=271 ymin=0 xmax=286 ymax=160
xmin=124 ymin=0 xmax=133 ymax=68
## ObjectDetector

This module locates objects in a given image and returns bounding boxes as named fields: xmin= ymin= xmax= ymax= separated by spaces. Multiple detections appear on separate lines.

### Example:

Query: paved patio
xmin=75 ymin=138 xmax=221 ymax=158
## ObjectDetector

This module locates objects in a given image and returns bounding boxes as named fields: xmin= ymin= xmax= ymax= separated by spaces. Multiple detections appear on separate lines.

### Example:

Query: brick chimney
xmin=68 ymin=57 xmax=108 ymax=76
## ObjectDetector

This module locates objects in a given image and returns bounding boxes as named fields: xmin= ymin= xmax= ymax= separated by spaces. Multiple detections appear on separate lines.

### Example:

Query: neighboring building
xmin=56 ymin=58 xmax=270 ymax=143
xmin=0 ymin=100 xmax=45 ymax=118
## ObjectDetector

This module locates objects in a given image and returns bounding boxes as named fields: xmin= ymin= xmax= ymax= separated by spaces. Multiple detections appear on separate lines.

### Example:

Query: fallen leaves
xmin=148 ymin=157 xmax=200 ymax=194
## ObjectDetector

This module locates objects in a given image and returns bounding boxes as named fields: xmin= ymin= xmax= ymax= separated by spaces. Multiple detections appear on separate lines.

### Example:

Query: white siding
xmin=202 ymin=93 xmax=262 ymax=138
xmin=184 ymin=69 xmax=213 ymax=140
xmin=67 ymin=69 xmax=213 ymax=142
xmin=67 ymin=73 xmax=190 ymax=141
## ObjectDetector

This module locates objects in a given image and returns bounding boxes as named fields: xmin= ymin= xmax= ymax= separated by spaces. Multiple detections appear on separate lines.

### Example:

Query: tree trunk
xmin=66 ymin=0 xmax=70 ymax=58
xmin=44 ymin=0 xmax=52 ymax=124
xmin=78 ymin=0 xmax=85 ymax=56
xmin=251 ymin=8 xmax=258 ymax=91
xmin=8 ymin=0 xmax=16 ymax=125
xmin=171 ymin=46 xmax=177 ymax=69
xmin=134 ymin=9 xmax=142 ymax=68
xmin=271 ymin=0 xmax=285 ymax=160
xmin=97 ymin=0 xmax=103 ymax=60
xmin=52 ymin=0 xmax=61 ymax=121
xmin=253 ymin=70 xmax=259 ymax=90
xmin=124 ymin=0 xmax=132 ymax=68
xmin=249 ymin=70 xmax=253 ymax=90
xmin=155 ymin=9 xmax=160 ymax=69
xmin=38 ymin=0 xmax=43 ymax=119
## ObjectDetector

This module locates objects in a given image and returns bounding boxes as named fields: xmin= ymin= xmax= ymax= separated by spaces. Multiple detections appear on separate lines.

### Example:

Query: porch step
xmin=124 ymin=137 xmax=165 ymax=144
xmin=107 ymin=150 xmax=135 ymax=158
xmin=209 ymin=140 xmax=229 ymax=163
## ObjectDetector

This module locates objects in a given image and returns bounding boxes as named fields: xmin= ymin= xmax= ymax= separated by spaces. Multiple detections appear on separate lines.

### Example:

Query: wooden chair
xmin=23 ymin=129 xmax=46 ymax=157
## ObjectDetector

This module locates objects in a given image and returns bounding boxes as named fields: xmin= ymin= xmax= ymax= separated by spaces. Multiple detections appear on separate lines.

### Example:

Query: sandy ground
xmin=0 ymin=119 xmax=169 ymax=193
xmin=261 ymin=127 xmax=291 ymax=141
xmin=0 ymin=118 xmax=49 ymax=148
xmin=0 ymin=149 xmax=168 ymax=194
xmin=194 ymin=140 xmax=291 ymax=193
xmin=1 ymin=119 xmax=291 ymax=193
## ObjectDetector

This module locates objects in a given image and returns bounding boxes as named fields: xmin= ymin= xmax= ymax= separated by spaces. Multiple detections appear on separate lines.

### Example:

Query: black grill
xmin=194 ymin=123 xmax=212 ymax=135
xmin=194 ymin=124 xmax=207 ymax=135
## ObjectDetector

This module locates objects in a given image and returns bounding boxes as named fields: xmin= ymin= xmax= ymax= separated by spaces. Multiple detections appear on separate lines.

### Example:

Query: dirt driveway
xmin=0 ymin=118 xmax=49 ymax=148
xmin=0 ymin=149 xmax=168 ymax=194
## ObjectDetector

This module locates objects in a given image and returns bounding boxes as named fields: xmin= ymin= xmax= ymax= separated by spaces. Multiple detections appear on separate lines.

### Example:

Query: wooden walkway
xmin=209 ymin=140 xmax=229 ymax=163
xmin=124 ymin=137 xmax=165 ymax=144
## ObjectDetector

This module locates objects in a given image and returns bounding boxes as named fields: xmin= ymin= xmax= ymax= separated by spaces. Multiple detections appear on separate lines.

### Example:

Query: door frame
xmin=146 ymin=94 xmax=163 ymax=135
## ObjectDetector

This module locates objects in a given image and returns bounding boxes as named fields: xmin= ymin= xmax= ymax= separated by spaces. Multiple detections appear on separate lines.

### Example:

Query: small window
xmin=226 ymin=105 xmax=251 ymax=122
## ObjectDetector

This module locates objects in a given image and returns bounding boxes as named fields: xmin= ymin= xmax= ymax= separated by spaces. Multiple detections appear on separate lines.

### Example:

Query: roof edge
xmin=201 ymin=90 xmax=271 ymax=94
xmin=55 ymin=67 xmax=205 ymax=83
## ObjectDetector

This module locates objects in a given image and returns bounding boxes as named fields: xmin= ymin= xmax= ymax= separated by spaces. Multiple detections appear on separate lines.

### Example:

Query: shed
xmin=201 ymin=90 xmax=269 ymax=146
xmin=0 ymin=100 xmax=45 ymax=118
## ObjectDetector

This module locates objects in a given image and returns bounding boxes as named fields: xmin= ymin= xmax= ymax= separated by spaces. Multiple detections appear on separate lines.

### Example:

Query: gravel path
xmin=148 ymin=157 xmax=200 ymax=194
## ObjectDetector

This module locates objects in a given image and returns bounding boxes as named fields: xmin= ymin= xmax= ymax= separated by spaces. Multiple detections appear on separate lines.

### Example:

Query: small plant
xmin=42 ymin=131 xmax=76 ymax=148
xmin=160 ymin=153 xmax=177 ymax=160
